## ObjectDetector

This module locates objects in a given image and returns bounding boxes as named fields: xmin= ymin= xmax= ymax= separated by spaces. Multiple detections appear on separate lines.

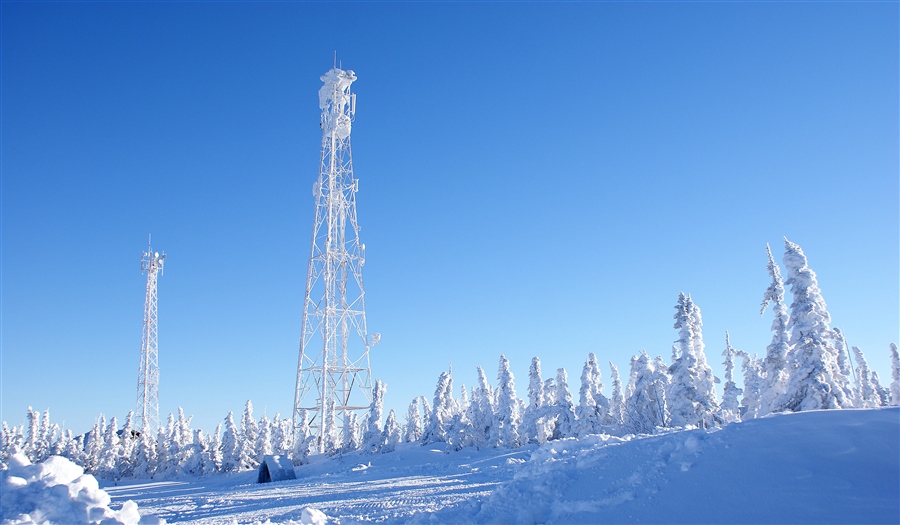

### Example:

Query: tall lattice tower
xmin=136 ymin=238 xmax=165 ymax=436
xmin=294 ymin=67 xmax=378 ymax=450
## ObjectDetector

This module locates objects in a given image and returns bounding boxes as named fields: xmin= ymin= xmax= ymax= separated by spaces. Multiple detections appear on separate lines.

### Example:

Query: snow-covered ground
xmin=101 ymin=407 xmax=900 ymax=525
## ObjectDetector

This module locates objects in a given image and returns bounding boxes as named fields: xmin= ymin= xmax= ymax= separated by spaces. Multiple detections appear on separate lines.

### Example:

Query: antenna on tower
xmin=294 ymin=66 xmax=378 ymax=453
xmin=136 ymin=237 xmax=165 ymax=436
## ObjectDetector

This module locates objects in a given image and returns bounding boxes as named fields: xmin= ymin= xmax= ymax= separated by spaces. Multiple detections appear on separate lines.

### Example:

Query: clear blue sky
xmin=2 ymin=2 xmax=897 ymax=436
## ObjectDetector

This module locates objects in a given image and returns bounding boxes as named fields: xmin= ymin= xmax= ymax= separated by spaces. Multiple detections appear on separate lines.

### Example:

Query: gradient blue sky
xmin=2 ymin=2 xmax=898 ymax=435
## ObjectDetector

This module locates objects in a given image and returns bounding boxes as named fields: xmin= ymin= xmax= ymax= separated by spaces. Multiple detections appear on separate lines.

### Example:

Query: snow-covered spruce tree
xmin=343 ymin=412 xmax=361 ymax=452
xmin=490 ymin=355 xmax=521 ymax=448
xmin=871 ymin=371 xmax=890 ymax=407
xmin=422 ymin=371 xmax=454 ymax=444
xmin=720 ymin=332 xmax=743 ymax=423
xmin=256 ymin=413 xmax=273 ymax=462
xmin=467 ymin=367 xmax=495 ymax=448
xmin=624 ymin=352 xmax=668 ymax=434
xmin=832 ymin=328 xmax=854 ymax=385
xmin=382 ymin=409 xmax=402 ymax=453
xmin=667 ymin=293 xmax=721 ymax=428
xmin=271 ymin=414 xmax=291 ymax=457
xmin=204 ymin=422 xmax=222 ymax=475
xmin=292 ymin=409 xmax=314 ymax=466
xmin=34 ymin=409 xmax=52 ymax=463
xmin=521 ymin=357 xmax=545 ymax=444
xmin=23 ymin=407 xmax=39 ymax=462
xmin=607 ymin=361 xmax=626 ymax=427
xmin=758 ymin=244 xmax=791 ymax=416
xmin=83 ymin=415 xmax=106 ymax=474
xmin=851 ymin=346 xmax=882 ymax=408
xmin=890 ymin=344 xmax=900 ymax=406
xmin=774 ymin=239 xmax=854 ymax=412
xmin=549 ymin=368 xmax=576 ymax=440
xmin=363 ymin=379 xmax=387 ymax=453
xmin=322 ymin=397 xmax=340 ymax=456
xmin=404 ymin=398 xmax=423 ymax=443
xmin=238 ymin=401 xmax=259 ymax=468
xmin=738 ymin=351 xmax=764 ymax=420
xmin=219 ymin=412 xmax=239 ymax=472
xmin=117 ymin=411 xmax=137 ymax=479
xmin=577 ymin=353 xmax=609 ymax=436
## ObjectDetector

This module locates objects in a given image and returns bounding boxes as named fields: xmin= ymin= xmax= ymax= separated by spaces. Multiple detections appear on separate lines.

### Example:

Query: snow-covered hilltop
xmin=2 ymin=238 xmax=898 ymax=523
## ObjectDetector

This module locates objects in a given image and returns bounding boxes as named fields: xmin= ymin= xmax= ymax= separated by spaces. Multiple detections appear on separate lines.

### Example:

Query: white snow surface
xmin=102 ymin=408 xmax=898 ymax=524
xmin=1 ymin=453 xmax=164 ymax=525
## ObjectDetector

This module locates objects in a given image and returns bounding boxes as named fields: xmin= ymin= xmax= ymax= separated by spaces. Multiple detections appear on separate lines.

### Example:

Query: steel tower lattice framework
xmin=136 ymin=239 xmax=165 ymax=436
xmin=294 ymin=67 xmax=378 ymax=450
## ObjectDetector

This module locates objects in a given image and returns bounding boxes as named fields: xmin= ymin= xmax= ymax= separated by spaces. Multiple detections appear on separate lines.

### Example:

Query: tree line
xmin=3 ymin=239 xmax=898 ymax=479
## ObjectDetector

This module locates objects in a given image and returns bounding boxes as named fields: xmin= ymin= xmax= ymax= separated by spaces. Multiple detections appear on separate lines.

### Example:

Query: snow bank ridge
xmin=1 ymin=453 xmax=164 ymax=525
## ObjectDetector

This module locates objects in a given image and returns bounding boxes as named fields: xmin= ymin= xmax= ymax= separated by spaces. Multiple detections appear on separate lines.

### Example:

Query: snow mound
xmin=0 ymin=453 xmax=164 ymax=525
xmin=472 ymin=408 xmax=899 ymax=524
xmin=247 ymin=507 xmax=328 ymax=525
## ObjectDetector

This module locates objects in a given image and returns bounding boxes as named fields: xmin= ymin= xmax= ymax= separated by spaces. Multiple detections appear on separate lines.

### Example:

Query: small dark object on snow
xmin=257 ymin=455 xmax=297 ymax=483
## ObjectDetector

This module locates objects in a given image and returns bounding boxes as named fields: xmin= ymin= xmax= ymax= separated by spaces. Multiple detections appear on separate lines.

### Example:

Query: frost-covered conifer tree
xmin=890 ymin=344 xmax=900 ymax=406
xmin=738 ymin=351 xmax=764 ymax=420
xmin=607 ymin=362 xmax=626 ymax=427
xmin=256 ymin=413 xmax=273 ymax=462
xmin=83 ymin=415 xmax=106 ymax=474
xmin=491 ymin=355 xmax=521 ymax=448
xmin=97 ymin=416 xmax=122 ymax=480
xmin=624 ymin=352 xmax=668 ymax=434
xmin=322 ymin=397 xmax=340 ymax=456
xmin=832 ymin=328 xmax=854 ymax=384
xmin=49 ymin=424 xmax=65 ymax=458
xmin=871 ymin=371 xmax=890 ymax=407
xmin=220 ymin=412 xmax=239 ymax=472
xmin=291 ymin=409 xmax=314 ymax=466
xmin=33 ymin=409 xmax=52 ymax=463
xmin=24 ymin=407 xmax=39 ymax=461
xmin=175 ymin=408 xmax=193 ymax=451
xmin=459 ymin=385 xmax=469 ymax=414
xmin=521 ymin=357 xmax=545 ymax=444
xmin=550 ymin=368 xmax=576 ymax=440
xmin=758 ymin=244 xmax=791 ymax=416
xmin=364 ymin=380 xmax=387 ymax=453
xmin=422 ymin=372 xmax=454 ymax=444
xmin=270 ymin=414 xmax=290 ymax=457
xmin=577 ymin=353 xmax=608 ymax=436
xmin=117 ymin=412 xmax=136 ymax=479
xmin=851 ymin=346 xmax=882 ymax=408
xmin=667 ymin=293 xmax=720 ymax=428
xmin=239 ymin=401 xmax=258 ymax=468
xmin=720 ymin=332 xmax=743 ymax=423
xmin=381 ymin=409 xmax=402 ymax=453
xmin=774 ymin=239 xmax=854 ymax=412
xmin=403 ymin=399 xmax=423 ymax=443
xmin=467 ymin=367 xmax=495 ymax=448
xmin=132 ymin=427 xmax=156 ymax=479
xmin=203 ymin=422 xmax=222 ymax=475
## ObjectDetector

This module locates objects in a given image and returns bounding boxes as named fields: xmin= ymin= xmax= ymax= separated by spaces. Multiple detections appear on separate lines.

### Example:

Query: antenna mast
xmin=294 ymin=67 xmax=378 ymax=452
xmin=136 ymin=237 xmax=165 ymax=436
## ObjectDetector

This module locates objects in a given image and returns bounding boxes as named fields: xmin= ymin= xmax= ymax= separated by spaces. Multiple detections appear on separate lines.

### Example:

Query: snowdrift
xmin=0 ymin=453 xmax=164 ymax=525
xmin=470 ymin=407 xmax=900 ymax=524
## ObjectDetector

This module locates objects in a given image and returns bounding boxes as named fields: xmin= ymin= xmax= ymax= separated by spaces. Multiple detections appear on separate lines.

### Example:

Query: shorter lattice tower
xmin=294 ymin=67 xmax=378 ymax=450
xmin=136 ymin=237 xmax=166 ymax=436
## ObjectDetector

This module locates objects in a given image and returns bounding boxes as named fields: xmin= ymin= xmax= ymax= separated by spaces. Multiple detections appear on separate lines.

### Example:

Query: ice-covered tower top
xmin=319 ymin=68 xmax=356 ymax=141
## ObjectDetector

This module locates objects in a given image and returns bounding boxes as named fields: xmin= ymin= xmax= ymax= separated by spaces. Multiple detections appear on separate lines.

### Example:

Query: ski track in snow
xmin=105 ymin=447 xmax=533 ymax=524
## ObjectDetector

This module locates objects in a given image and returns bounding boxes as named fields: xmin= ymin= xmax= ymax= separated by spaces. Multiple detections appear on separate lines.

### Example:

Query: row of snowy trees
xmin=3 ymin=239 xmax=898 ymax=479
